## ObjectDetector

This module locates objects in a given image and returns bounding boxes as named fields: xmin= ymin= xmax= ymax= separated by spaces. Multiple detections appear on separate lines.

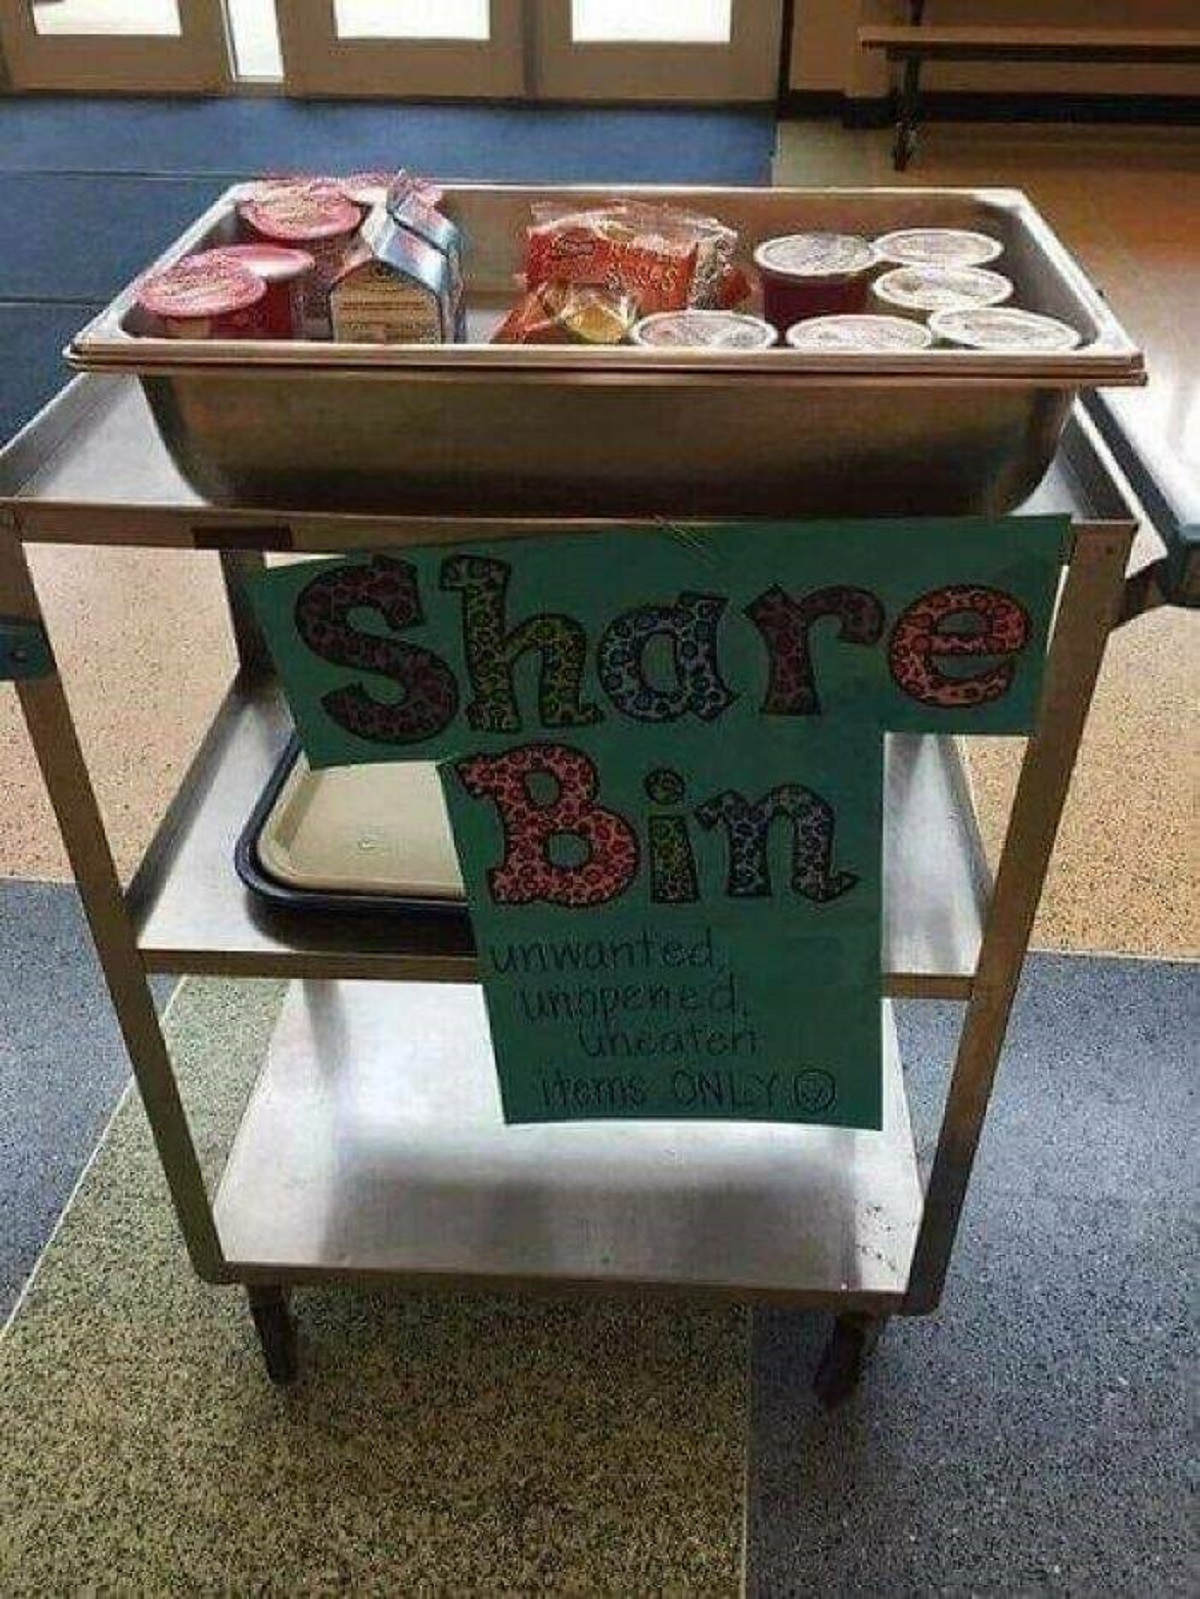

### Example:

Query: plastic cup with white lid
xmin=785 ymin=313 xmax=933 ymax=352
xmin=873 ymin=228 xmax=1002 ymax=271
xmin=753 ymin=233 xmax=877 ymax=332
xmin=870 ymin=264 xmax=1013 ymax=322
xmin=930 ymin=306 xmax=1083 ymax=352
xmin=631 ymin=309 xmax=777 ymax=349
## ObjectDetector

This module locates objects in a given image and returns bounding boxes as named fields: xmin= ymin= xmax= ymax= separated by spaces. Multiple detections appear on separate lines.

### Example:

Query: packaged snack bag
xmin=492 ymin=281 xmax=638 ymax=345
xmin=524 ymin=200 xmax=738 ymax=315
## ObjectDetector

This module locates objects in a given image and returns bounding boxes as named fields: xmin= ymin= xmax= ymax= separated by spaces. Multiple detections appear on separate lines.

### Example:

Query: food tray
xmin=70 ymin=184 xmax=1144 ymax=518
xmin=235 ymin=736 xmax=466 ymax=920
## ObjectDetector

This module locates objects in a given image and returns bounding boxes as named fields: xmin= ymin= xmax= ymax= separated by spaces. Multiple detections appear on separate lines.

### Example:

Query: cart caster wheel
xmin=248 ymin=1286 xmax=298 ymax=1385
xmin=813 ymin=1313 xmax=884 ymax=1409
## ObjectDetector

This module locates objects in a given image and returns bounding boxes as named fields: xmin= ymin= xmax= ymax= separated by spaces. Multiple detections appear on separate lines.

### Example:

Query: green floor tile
xmin=0 ymin=979 xmax=747 ymax=1594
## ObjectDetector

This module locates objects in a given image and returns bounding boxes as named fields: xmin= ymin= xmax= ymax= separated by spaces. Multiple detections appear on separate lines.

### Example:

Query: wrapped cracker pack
xmin=524 ymin=200 xmax=740 ymax=314
xmin=493 ymin=281 xmax=639 ymax=346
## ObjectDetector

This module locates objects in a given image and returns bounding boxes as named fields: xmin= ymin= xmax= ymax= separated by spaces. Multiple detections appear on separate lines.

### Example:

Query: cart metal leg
xmin=1 ymin=534 xmax=315 ymax=1373
xmin=218 ymin=548 xmax=273 ymax=681
xmin=894 ymin=58 xmax=922 ymax=171
xmin=248 ymin=1285 xmax=298 ymax=1384
xmin=905 ymin=525 xmax=1132 ymax=1315
xmin=893 ymin=0 xmax=927 ymax=170
xmin=814 ymin=1312 xmax=888 ymax=1408
xmin=0 ymin=535 xmax=223 ymax=1282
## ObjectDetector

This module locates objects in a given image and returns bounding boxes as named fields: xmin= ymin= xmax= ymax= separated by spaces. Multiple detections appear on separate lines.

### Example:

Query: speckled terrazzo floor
xmin=754 ymin=953 xmax=1198 ymax=1594
xmin=0 ymin=978 xmax=748 ymax=1595
xmin=1 ymin=956 xmax=1194 ymax=1592
xmin=0 ymin=880 xmax=174 ymax=1318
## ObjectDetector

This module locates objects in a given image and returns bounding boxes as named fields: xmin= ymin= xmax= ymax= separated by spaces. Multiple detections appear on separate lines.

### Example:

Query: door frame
xmin=0 ymin=0 xmax=231 ymax=92
xmin=533 ymin=0 xmax=785 ymax=102
xmin=275 ymin=0 xmax=526 ymax=99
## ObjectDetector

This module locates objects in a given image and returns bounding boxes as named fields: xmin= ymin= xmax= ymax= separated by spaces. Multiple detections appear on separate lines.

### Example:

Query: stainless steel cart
xmin=2 ymin=368 xmax=1169 ymax=1401
xmin=4 ymin=179 xmax=1190 ymax=1401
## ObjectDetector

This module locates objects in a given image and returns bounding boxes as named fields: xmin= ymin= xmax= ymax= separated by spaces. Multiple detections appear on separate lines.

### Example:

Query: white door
xmin=275 ymin=0 xmax=525 ymax=98
xmin=272 ymin=1 xmax=782 ymax=102
xmin=534 ymin=0 xmax=784 ymax=101
xmin=0 ymin=0 xmax=231 ymax=91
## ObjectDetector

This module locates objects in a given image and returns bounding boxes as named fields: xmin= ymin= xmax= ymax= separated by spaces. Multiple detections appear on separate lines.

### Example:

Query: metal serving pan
xmin=69 ymin=184 xmax=1143 ymax=518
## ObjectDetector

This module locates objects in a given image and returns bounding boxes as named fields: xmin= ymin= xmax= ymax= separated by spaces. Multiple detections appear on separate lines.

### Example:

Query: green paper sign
xmin=249 ymin=517 xmax=1067 ymax=1129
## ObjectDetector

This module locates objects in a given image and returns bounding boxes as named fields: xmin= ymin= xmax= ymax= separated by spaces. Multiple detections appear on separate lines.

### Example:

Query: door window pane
xmin=30 ymin=0 xmax=181 ymax=36
xmin=333 ymin=0 xmax=490 ymax=40
xmin=571 ymin=0 xmax=731 ymax=44
xmin=227 ymin=0 xmax=283 ymax=78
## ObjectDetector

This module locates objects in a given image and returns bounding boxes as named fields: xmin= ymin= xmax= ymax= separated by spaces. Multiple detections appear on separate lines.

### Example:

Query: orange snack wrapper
xmin=525 ymin=200 xmax=738 ymax=316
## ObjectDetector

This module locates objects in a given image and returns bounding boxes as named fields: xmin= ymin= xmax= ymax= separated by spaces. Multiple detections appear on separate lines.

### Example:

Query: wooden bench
xmin=858 ymin=9 xmax=1200 ymax=169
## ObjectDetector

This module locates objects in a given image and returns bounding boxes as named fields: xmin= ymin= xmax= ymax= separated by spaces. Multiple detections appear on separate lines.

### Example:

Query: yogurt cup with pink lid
xmin=930 ymin=306 xmax=1082 ymax=352
xmin=213 ymin=244 xmax=313 ymax=339
xmin=238 ymin=182 xmax=363 ymax=331
xmin=873 ymin=228 xmax=1003 ymax=270
xmin=239 ymin=183 xmax=362 ymax=244
xmin=870 ymin=264 xmax=1013 ymax=322
xmin=631 ymin=309 xmax=776 ymax=349
xmin=136 ymin=251 xmax=266 ymax=339
xmin=338 ymin=171 xmax=393 ymax=210
xmin=785 ymin=313 xmax=933 ymax=352
xmin=753 ymin=232 xmax=876 ymax=333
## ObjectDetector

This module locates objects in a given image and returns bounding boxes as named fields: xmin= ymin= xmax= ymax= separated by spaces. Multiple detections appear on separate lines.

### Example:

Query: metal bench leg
xmin=813 ymin=1312 xmax=887 ymax=1408
xmin=248 ymin=1285 xmax=298 ymax=1384
xmin=893 ymin=57 xmax=923 ymax=171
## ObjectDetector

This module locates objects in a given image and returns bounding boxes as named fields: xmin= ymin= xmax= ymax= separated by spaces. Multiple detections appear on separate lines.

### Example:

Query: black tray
xmin=234 ymin=734 xmax=471 ymax=925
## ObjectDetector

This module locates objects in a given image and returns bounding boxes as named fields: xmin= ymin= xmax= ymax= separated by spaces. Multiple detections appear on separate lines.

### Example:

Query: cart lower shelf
xmin=213 ymin=981 xmax=921 ymax=1308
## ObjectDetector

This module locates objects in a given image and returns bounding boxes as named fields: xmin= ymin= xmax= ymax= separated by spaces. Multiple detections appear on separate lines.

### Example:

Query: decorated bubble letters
xmin=251 ymin=518 xmax=1067 ymax=1128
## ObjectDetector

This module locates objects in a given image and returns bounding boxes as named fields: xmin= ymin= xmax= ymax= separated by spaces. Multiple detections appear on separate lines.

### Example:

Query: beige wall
xmin=789 ymin=0 xmax=862 ymax=92
xmin=789 ymin=1 xmax=1200 ymax=98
